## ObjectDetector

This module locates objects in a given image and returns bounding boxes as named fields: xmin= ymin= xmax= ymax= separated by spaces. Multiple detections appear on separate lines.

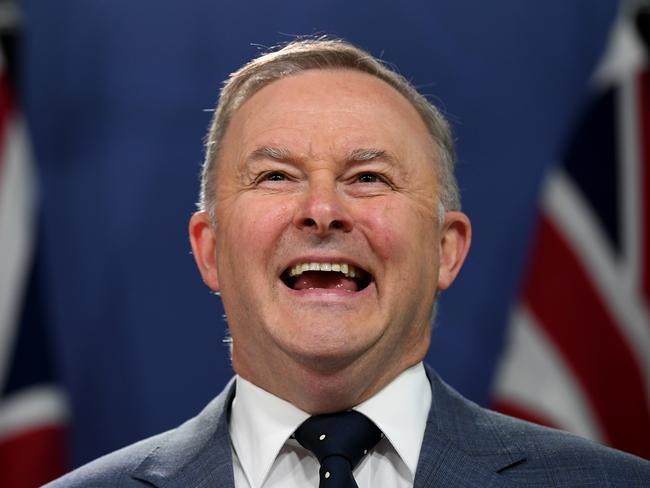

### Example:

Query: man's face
xmin=191 ymin=69 xmax=469 ymax=401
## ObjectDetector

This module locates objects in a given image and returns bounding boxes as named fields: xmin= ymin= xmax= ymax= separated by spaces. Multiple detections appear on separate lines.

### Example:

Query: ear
xmin=189 ymin=211 xmax=220 ymax=292
xmin=437 ymin=211 xmax=471 ymax=291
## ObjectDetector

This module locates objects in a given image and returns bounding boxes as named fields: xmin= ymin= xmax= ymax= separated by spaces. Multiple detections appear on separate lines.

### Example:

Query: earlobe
xmin=189 ymin=211 xmax=220 ymax=292
xmin=437 ymin=211 xmax=472 ymax=291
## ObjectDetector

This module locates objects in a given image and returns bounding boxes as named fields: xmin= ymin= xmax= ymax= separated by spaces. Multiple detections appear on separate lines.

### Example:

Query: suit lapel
xmin=414 ymin=366 xmax=526 ymax=488
xmin=130 ymin=379 xmax=237 ymax=488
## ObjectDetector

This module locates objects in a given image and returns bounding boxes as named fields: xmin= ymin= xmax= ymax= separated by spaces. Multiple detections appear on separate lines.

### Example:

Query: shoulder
xmin=44 ymin=381 xmax=236 ymax=487
xmin=484 ymin=407 xmax=650 ymax=486
xmin=43 ymin=432 xmax=170 ymax=488
xmin=423 ymin=365 xmax=650 ymax=487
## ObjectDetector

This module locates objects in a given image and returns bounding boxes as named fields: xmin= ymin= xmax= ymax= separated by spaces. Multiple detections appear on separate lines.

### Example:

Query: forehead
xmin=221 ymin=69 xmax=435 ymax=163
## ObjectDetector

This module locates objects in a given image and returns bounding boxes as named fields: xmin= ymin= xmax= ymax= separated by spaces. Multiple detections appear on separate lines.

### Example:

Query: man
xmin=47 ymin=38 xmax=649 ymax=487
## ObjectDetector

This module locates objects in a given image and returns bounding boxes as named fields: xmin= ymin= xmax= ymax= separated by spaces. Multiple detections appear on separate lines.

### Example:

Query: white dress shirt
xmin=229 ymin=362 xmax=432 ymax=488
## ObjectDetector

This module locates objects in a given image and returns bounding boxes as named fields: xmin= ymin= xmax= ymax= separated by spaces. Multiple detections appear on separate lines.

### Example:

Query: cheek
xmin=357 ymin=200 xmax=440 ymax=296
xmin=221 ymin=199 xmax=292 ymax=268
xmin=357 ymin=200 xmax=431 ymax=261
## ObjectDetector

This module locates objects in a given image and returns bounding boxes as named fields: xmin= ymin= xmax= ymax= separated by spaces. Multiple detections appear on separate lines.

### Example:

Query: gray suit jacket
xmin=46 ymin=366 xmax=650 ymax=487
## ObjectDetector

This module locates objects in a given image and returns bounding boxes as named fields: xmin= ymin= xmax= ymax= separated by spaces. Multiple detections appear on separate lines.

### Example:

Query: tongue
xmin=293 ymin=271 xmax=358 ymax=292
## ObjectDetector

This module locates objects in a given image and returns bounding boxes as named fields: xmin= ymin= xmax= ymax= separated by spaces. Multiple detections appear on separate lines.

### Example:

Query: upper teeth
xmin=288 ymin=262 xmax=359 ymax=278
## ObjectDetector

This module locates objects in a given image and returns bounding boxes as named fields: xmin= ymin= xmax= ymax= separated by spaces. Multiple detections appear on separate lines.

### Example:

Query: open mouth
xmin=281 ymin=262 xmax=372 ymax=292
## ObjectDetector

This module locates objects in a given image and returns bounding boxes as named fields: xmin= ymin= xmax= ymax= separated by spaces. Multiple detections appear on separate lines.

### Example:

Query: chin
xmin=278 ymin=332 xmax=378 ymax=375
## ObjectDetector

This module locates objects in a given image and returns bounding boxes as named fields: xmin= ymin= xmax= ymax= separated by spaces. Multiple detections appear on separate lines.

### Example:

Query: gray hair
xmin=199 ymin=38 xmax=460 ymax=222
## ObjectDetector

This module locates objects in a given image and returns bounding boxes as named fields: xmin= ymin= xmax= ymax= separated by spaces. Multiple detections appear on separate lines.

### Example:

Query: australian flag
xmin=493 ymin=2 xmax=650 ymax=460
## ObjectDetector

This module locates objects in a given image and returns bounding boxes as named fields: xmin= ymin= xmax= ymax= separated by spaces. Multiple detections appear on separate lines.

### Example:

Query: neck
xmin=233 ymin=344 xmax=427 ymax=414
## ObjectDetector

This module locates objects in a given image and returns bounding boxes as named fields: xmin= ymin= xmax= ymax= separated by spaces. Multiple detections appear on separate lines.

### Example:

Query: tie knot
xmin=294 ymin=410 xmax=382 ymax=469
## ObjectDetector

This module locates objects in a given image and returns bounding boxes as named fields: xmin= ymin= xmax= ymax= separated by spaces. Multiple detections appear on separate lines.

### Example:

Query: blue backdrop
xmin=21 ymin=0 xmax=618 ymax=466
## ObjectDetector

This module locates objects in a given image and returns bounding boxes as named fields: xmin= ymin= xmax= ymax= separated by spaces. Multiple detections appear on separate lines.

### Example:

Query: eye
xmin=265 ymin=171 xmax=286 ymax=181
xmin=257 ymin=171 xmax=289 ymax=183
xmin=346 ymin=170 xmax=394 ymax=196
xmin=356 ymin=172 xmax=386 ymax=184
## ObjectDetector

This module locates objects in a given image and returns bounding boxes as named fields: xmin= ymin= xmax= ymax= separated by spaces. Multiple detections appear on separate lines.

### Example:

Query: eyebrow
xmin=246 ymin=145 xmax=395 ymax=165
xmin=348 ymin=148 xmax=392 ymax=163
xmin=248 ymin=146 xmax=294 ymax=162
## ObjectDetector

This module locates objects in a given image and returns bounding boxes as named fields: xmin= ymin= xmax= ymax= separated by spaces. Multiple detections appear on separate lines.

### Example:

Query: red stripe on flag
xmin=524 ymin=215 xmax=650 ymax=458
xmin=492 ymin=399 xmax=560 ymax=431
xmin=0 ymin=69 xmax=14 ymax=165
xmin=638 ymin=69 xmax=650 ymax=309
xmin=0 ymin=425 xmax=68 ymax=488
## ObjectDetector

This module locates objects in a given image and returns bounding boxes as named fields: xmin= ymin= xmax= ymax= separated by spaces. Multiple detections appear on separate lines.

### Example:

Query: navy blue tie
xmin=294 ymin=410 xmax=382 ymax=487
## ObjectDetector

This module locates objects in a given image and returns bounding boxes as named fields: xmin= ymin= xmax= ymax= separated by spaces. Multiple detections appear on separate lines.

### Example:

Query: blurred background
xmin=0 ymin=0 xmax=648 ymax=485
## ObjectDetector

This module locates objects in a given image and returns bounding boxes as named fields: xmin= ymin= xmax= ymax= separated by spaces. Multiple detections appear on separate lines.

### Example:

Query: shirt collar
xmin=230 ymin=376 xmax=310 ymax=488
xmin=230 ymin=362 xmax=431 ymax=487
xmin=354 ymin=362 xmax=431 ymax=479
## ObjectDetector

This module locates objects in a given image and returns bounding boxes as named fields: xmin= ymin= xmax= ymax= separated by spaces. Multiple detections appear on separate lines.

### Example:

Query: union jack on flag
xmin=493 ymin=3 xmax=650 ymax=460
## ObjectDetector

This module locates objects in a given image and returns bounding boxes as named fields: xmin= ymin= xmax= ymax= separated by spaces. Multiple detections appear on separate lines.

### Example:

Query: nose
xmin=293 ymin=178 xmax=353 ymax=235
